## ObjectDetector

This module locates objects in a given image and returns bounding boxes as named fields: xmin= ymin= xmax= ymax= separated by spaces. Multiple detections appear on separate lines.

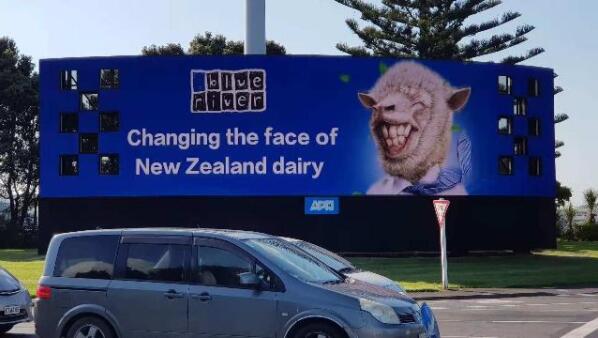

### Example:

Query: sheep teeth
xmin=397 ymin=124 xmax=406 ymax=136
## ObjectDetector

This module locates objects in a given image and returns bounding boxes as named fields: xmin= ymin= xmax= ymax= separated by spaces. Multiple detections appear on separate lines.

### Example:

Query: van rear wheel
xmin=292 ymin=322 xmax=345 ymax=338
xmin=66 ymin=317 xmax=114 ymax=338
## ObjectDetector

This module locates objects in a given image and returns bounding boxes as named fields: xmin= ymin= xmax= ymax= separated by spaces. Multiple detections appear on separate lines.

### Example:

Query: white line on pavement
xmin=561 ymin=316 xmax=598 ymax=338
xmin=498 ymin=302 xmax=582 ymax=307
xmin=492 ymin=320 xmax=587 ymax=325
xmin=455 ymin=308 xmax=598 ymax=312
xmin=443 ymin=336 xmax=498 ymax=338
xmin=473 ymin=299 xmax=523 ymax=304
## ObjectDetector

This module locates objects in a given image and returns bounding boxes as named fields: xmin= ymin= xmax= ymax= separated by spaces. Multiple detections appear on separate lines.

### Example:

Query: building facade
xmin=39 ymin=55 xmax=556 ymax=253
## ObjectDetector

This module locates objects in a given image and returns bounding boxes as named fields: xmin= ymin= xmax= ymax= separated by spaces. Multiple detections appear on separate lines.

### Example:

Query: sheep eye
xmin=384 ymin=105 xmax=395 ymax=111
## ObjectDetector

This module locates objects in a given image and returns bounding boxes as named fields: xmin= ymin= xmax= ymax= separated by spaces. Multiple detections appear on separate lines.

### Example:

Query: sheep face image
xmin=359 ymin=61 xmax=470 ymax=184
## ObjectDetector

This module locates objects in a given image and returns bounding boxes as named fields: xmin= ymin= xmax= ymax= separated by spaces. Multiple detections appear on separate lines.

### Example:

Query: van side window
xmin=196 ymin=246 xmax=252 ymax=288
xmin=124 ymin=244 xmax=187 ymax=283
xmin=54 ymin=235 xmax=119 ymax=279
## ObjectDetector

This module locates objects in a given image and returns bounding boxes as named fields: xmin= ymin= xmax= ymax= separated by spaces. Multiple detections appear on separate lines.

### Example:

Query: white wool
xmin=369 ymin=61 xmax=452 ymax=103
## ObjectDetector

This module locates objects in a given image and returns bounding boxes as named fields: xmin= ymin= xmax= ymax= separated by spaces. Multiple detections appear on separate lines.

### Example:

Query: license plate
xmin=3 ymin=305 xmax=20 ymax=316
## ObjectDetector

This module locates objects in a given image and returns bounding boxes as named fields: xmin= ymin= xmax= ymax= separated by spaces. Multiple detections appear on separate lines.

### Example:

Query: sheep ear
xmin=448 ymin=88 xmax=471 ymax=112
xmin=358 ymin=92 xmax=377 ymax=109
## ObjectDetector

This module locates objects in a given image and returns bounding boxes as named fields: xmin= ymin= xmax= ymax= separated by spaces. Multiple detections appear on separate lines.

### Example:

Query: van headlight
xmin=359 ymin=298 xmax=400 ymax=324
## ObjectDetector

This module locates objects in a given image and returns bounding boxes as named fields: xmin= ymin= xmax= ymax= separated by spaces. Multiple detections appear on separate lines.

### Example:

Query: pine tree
xmin=554 ymin=75 xmax=568 ymax=158
xmin=333 ymin=0 xmax=543 ymax=64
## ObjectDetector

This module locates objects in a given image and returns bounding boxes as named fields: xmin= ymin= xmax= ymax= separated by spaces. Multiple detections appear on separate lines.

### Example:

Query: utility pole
xmin=245 ymin=0 xmax=266 ymax=55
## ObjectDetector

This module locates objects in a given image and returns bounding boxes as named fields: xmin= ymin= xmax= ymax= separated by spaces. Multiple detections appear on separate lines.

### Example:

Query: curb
xmin=410 ymin=288 xmax=560 ymax=301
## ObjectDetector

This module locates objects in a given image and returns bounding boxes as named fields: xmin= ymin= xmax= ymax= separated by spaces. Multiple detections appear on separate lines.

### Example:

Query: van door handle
xmin=163 ymin=289 xmax=185 ymax=299
xmin=191 ymin=292 xmax=212 ymax=302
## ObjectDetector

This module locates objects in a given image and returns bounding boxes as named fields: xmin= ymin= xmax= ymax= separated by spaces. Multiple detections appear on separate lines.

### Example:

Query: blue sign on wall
xmin=40 ymin=56 xmax=555 ymax=198
xmin=305 ymin=197 xmax=340 ymax=215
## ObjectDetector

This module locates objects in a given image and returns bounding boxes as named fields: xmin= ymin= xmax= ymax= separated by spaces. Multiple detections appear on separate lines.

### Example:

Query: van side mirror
xmin=239 ymin=272 xmax=261 ymax=288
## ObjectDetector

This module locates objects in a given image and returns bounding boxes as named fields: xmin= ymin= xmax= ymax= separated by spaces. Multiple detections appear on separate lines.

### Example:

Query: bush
xmin=576 ymin=223 xmax=598 ymax=241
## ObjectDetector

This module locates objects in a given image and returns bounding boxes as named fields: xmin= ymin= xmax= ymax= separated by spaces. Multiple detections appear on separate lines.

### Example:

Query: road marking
xmin=561 ymin=316 xmax=598 ymax=338
xmin=444 ymin=336 xmax=498 ymax=338
xmin=523 ymin=302 xmax=598 ymax=306
xmin=473 ymin=299 xmax=523 ymax=304
xmin=9 ymin=322 xmax=35 ymax=334
xmin=456 ymin=308 xmax=598 ymax=312
xmin=443 ymin=336 xmax=498 ymax=338
xmin=492 ymin=320 xmax=587 ymax=325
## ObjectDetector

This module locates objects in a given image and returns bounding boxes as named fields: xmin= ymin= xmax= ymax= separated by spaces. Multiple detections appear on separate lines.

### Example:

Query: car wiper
xmin=338 ymin=267 xmax=355 ymax=274
xmin=322 ymin=279 xmax=343 ymax=285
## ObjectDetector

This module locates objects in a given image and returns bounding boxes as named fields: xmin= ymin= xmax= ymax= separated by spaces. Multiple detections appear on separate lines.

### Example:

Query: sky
xmin=0 ymin=0 xmax=595 ymax=205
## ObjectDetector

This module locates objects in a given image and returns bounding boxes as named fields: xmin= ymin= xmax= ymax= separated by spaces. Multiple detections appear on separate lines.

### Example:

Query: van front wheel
xmin=66 ymin=316 xmax=114 ymax=338
xmin=292 ymin=322 xmax=346 ymax=338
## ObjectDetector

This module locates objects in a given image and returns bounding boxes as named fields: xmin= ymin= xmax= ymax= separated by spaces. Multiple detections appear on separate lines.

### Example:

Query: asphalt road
xmin=3 ymin=322 xmax=33 ymax=337
xmin=6 ymin=288 xmax=598 ymax=338
xmin=420 ymin=288 xmax=598 ymax=338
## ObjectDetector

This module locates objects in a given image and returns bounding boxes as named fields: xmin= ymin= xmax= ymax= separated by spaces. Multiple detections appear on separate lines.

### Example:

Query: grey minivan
xmin=36 ymin=229 xmax=433 ymax=338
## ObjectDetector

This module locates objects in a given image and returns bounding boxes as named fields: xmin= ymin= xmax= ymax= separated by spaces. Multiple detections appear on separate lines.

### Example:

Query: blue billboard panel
xmin=40 ymin=56 xmax=555 ymax=198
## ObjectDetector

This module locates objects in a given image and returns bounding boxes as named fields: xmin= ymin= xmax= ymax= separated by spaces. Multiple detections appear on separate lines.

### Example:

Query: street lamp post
xmin=245 ymin=0 xmax=266 ymax=55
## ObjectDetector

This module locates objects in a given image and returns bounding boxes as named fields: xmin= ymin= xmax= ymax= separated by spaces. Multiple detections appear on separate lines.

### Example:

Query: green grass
xmin=1 ymin=241 xmax=598 ymax=295
xmin=351 ymin=240 xmax=598 ymax=292
xmin=0 ymin=249 xmax=44 ymax=296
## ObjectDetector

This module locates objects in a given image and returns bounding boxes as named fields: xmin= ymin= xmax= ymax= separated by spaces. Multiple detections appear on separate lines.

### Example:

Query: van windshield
xmin=244 ymin=238 xmax=343 ymax=284
xmin=293 ymin=241 xmax=356 ymax=273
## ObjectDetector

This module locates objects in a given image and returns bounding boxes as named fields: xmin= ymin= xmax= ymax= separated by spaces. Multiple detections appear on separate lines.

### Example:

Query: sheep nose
xmin=383 ymin=110 xmax=412 ymax=122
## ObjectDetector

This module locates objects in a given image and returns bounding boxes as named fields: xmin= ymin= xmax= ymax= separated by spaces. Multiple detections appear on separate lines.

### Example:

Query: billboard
xmin=40 ymin=56 xmax=555 ymax=198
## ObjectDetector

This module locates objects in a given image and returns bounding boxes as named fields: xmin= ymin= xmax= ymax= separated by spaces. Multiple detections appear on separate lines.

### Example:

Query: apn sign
xmin=305 ymin=197 xmax=340 ymax=215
